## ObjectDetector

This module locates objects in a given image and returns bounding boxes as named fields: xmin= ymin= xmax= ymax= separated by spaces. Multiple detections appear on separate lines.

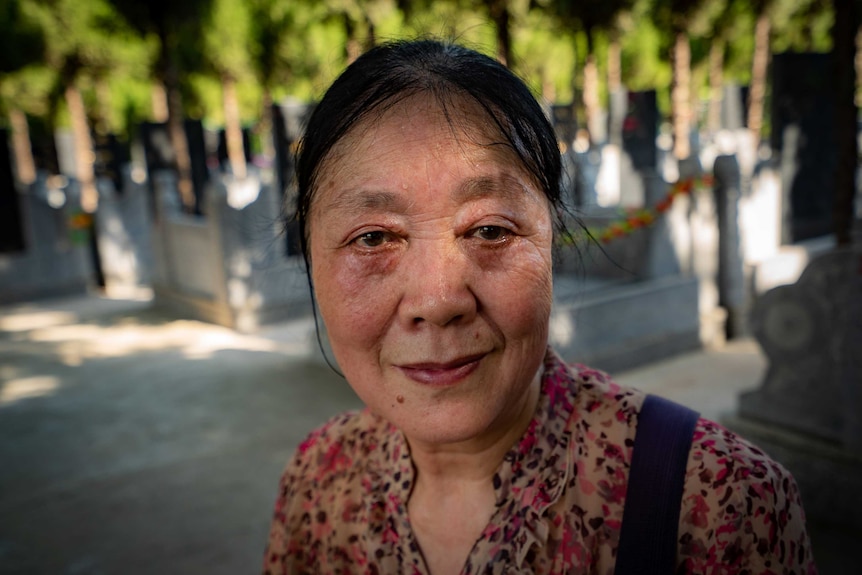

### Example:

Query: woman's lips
xmin=396 ymin=353 xmax=486 ymax=387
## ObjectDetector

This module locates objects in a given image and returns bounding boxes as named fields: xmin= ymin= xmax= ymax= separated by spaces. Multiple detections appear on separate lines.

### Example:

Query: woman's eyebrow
xmin=453 ymin=174 xmax=533 ymax=205
xmin=325 ymin=190 xmax=410 ymax=214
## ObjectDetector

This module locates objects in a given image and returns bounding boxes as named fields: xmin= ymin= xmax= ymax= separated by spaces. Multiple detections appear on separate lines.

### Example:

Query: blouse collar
xmin=364 ymin=347 xmax=579 ymax=572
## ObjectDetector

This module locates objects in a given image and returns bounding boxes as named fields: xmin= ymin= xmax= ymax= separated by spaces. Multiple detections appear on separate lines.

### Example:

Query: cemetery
xmin=1 ymin=0 xmax=861 ymax=571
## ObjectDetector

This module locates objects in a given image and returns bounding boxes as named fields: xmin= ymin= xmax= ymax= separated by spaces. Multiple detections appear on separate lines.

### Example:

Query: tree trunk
xmin=151 ymin=83 xmax=169 ymax=123
xmin=747 ymin=12 xmax=770 ymax=141
xmin=542 ymin=69 xmax=556 ymax=104
xmin=488 ymin=0 xmax=512 ymax=66
xmin=607 ymin=35 xmax=622 ymax=94
xmin=9 ymin=108 xmax=36 ymax=185
xmin=260 ymin=87 xmax=274 ymax=161
xmin=222 ymin=75 xmax=246 ymax=179
xmin=65 ymin=84 xmax=98 ymax=212
xmin=157 ymin=28 xmax=195 ymax=212
xmin=344 ymin=14 xmax=361 ymax=64
xmin=671 ymin=31 xmax=691 ymax=160
xmin=707 ymin=38 xmax=725 ymax=134
xmin=165 ymin=77 xmax=195 ymax=212
xmin=94 ymin=77 xmax=113 ymax=135
xmin=583 ymin=30 xmax=600 ymax=146
xmin=832 ymin=0 xmax=857 ymax=245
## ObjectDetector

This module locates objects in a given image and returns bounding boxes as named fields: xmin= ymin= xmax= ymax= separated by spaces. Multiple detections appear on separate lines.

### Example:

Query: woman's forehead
xmin=313 ymin=97 xmax=530 ymax=200
xmin=327 ymin=93 xmax=512 ymax=164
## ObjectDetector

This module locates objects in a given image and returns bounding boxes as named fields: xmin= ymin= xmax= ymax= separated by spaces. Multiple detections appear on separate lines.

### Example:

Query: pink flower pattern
xmin=263 ymin=348 xmax=817 ymax=574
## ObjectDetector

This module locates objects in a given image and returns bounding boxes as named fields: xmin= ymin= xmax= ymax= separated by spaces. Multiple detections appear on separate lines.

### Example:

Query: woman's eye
xmin=353 ymin=231 xmax=391 ymax=248
xmin=471 ymin=225 xmax=509 ymax=241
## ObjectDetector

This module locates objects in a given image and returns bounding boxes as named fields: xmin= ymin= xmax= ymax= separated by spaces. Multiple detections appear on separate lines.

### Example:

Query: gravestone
xmin=551 ymin=104 xmax=578 ymax=147
xmin=139 ymin=120 xmax=209 ymax=215
xmin=622 ymin=90 xmax=658 ymax=172
xmin=139 ymin=122 xmax=175 ymax=175
xmin=92 ymin=133 xmax=128 ymax=194
xmin=184 ymin=119 xmax=209 ymax=213
xmin=607 ymin=90 xmax=627 ymax=147
xmin=730 ymin=247 xmax=862 ymax=531
xmin=216 ymin=126 xmax=252 ymax=171
xmin=713 ymin=156 xmax=747 ymax=336
xmin=0 ymin=129 xmax=26 ymax=253
xmin=719 ymin=84 xmax=748 ymax=131
xmin=770 ymin=52 xmax=836 ymax=241
xmin=29 ymin=116 xmax=60 ymax=176
xmin=273 ymin=101 xmax=314 ymax=256
xmin=54 ymin=130 xmax=76 ymax=177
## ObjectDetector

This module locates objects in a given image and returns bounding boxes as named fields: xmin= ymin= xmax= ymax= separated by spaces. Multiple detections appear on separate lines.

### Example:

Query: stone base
xmin=550 ymin=274 xmax=702 ymax=373
xmin=722 ymin=414 xmax=862 ymax=531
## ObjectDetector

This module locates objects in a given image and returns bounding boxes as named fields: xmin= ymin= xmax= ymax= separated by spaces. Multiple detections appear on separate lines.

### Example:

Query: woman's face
xmin=308 ymin=95 xmax=554 ymax=448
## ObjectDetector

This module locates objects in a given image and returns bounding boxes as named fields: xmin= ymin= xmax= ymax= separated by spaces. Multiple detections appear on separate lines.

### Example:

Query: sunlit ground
xmin=0 ymin=293 xmax=359 ymax=574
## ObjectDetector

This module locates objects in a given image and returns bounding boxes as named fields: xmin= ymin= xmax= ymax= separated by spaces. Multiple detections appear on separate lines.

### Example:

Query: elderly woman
xmin=263 ymin=40 xmax=816 ymax=574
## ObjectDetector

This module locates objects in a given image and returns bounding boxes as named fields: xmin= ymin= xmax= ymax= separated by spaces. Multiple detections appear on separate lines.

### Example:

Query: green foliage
xmin=618 ymin=3 xmax=670 ymax=92
xmin=204 ymin=0 xmax=252 ymax=80
xmin=0 ymin=0 xmax=46 ymax=75
xmin=0 ymin=0 xmax=848 ymax=141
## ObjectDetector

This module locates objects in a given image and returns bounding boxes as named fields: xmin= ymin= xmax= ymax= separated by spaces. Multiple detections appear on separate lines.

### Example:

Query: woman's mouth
xmin=396 ymin=353 xmax=486 ymax=387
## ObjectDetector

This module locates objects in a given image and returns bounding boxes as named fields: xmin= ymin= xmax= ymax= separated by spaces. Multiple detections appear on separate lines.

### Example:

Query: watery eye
xmin=472 ymin=225 xmax=509 ymax=241
xmin=354 ymin=231 xmax=390 ymax=247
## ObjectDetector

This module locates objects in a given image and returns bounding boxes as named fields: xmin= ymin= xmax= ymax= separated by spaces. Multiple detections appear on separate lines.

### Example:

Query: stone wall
xmin=95 ymin=168 xmax=153 ymax=294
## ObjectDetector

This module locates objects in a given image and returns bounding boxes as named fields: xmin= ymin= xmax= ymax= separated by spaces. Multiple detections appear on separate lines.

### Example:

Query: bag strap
xmin=614 ymin=394 xmax=700 ymax=575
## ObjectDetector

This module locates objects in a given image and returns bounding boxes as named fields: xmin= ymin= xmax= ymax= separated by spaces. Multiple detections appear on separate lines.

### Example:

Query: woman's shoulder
xmin=678 ymin=417 xmax=816 ymax=572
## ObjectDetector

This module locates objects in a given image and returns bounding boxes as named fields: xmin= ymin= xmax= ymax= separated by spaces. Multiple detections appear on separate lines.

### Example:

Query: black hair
xmin=293 ymin=38 xmax=563 ymax=263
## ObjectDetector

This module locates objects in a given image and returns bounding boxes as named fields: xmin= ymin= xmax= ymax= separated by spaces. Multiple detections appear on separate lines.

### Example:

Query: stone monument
xmin=0 ymin=128 xmax=26 ymax=254
xmin=770 ymin=52 xmax=836 ymax=241
xmin=728 ymin=246 xmax=862 ymax=533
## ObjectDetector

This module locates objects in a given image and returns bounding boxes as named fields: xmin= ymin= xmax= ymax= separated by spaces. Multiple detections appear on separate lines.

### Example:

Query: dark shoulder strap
xmin=614 ymin=394 xmax=700 ymax=575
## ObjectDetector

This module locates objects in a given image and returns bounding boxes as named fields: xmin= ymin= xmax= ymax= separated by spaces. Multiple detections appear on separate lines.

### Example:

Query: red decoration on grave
xmin=583 ymin=174 xmax=713 ymax=244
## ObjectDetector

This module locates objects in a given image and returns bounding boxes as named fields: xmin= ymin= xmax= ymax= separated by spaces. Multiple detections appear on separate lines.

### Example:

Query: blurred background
xmin=1 ymin=0 xmax=860 ymax=573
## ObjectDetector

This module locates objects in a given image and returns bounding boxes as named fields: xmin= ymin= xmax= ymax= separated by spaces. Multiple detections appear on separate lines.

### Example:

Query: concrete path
xmin=0 ymin=293 xmax=841 ymax=574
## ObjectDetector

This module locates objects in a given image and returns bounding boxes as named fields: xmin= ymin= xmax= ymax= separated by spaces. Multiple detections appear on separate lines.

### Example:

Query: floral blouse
xmin=263 ymin=348 xmax=817 ymax=574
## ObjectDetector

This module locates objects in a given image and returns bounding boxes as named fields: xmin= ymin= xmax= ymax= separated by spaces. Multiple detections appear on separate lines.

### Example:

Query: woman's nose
xmin=397 ymin=240 xmax=477 ymax=328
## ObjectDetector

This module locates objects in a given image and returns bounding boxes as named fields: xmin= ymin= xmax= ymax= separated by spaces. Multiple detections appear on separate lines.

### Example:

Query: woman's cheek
xmin=334 ymin=250 xmax=401 ymax=294
xmin=317 ymin=251 xmax=401 ymax=341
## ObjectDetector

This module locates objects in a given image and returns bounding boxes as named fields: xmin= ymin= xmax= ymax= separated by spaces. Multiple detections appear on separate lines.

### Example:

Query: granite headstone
xmin=770 ymin=52 xmax=836 ymax=241
xmin=0 ymin=128 xmax=26 ymax=253
xmin=622 ymin=90 xmax=658 ymax=172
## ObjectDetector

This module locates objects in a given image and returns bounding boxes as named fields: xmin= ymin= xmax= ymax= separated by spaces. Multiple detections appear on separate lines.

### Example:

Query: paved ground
xmin=0 ymin=293 xmax=846 ymax=574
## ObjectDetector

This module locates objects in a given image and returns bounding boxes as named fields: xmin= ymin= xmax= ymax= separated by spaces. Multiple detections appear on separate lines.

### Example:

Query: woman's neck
xmin=404 ymin=374 xmax=541 ymax=575
xmin=406 ymin=371 xmax=541 ymax=491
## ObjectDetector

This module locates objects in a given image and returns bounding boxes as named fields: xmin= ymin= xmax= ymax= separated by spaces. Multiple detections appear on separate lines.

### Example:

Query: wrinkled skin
xmin=308 ymin=94 xmax=554 ymax=453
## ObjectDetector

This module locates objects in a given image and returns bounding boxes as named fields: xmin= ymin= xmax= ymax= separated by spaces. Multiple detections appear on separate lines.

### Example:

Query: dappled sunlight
xmin=7 ymin=318 xmax=313 ymax=367
xmin=1 ymin=375 xmax=61 ymax=405
xmin=0 ymin=309 xmax=79 ymax=333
